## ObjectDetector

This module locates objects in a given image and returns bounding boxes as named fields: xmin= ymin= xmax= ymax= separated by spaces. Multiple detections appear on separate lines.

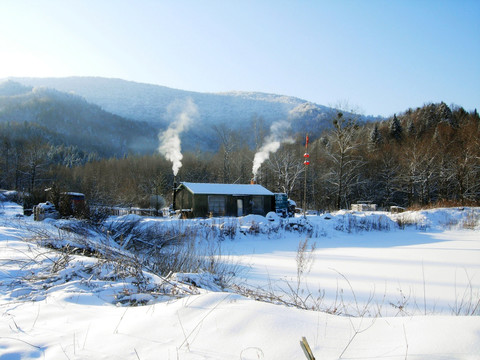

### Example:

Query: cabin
xmin=173 ymin=182 xmax=275 ymax=218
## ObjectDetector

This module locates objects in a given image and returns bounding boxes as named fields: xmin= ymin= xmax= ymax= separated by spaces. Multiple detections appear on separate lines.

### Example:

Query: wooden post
xmin=300 ymin=336 xmax=315 ymax=360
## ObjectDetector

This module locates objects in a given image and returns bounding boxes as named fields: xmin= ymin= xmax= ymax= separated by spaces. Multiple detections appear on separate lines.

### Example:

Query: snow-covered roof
xmin=180 ymin=182 xmax=274 ymax=196
xmin=63 ymin=192 xmax=85 ymax=197
xmin=36 ymin=201 xmax=56 ymax=210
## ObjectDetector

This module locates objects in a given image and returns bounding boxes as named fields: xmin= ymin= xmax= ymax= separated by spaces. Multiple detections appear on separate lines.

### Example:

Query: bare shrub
xmin=335 ymin=213 xmax=394 ymax=232
xmin=394 ymin=213 xmax=428 ymax=230
xmin=248 ymin=221 xmax=261 ymax=234
xmin=105 ymin=216 xmax=143 ymax=248
xmin=219 ymin=220 xmax=238 ymax=240
xmin=389 ymin=288 xmax=413 ymax=316
xmin=451 ymin=270 xmax=480 ymax=316
xmin=14 ymin=225 xmax=197 ymax=305
xmin=290 ymin=238 xmax=316 ymax=305
xmin=233 ymin=238 xmax=327 ymax=312
xmin=87 ymin=206 xmax=111 ymax=225
xmin=143 ymin=232 xmax=243 ymax=290
xmin=461 ymin=209 xmax=480 ymax=230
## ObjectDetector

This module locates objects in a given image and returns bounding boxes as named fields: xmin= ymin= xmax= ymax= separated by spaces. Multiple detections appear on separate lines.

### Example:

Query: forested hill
xmin=0 ymin=77 xmax=478 ymax=209
xmin=7 ymin=76 xmax=327 ymax=124
xmin=0 ymin=80 xmax=159 ymax=157
xmin=6 ymin=77 xmax=382 ymax=139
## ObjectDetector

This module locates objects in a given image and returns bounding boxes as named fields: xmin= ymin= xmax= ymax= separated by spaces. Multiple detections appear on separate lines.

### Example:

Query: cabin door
xmin=237 ymin=199 xmax=243 ymax=217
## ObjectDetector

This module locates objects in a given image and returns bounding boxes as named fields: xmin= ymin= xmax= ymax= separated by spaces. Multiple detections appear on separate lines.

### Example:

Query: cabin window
xmin=251 ymin=196 xmax=264 ymax=214
xmin=208 ymin=195 xmax=226 ymax=216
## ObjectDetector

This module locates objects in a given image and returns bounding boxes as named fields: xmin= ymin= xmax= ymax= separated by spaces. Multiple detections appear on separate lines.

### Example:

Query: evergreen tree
xmin=389 ymin=114 xmax=403 ymax=141
xmin=368 ymin=124 xmax=382 ymax=150
xmin=407 ymin=119 xmax=416 ymax=137
xmin=437 ymin=102 xmax=454 ymax=126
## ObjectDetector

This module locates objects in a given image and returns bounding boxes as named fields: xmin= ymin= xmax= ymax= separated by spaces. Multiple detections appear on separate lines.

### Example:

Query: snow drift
xmin=0 ymin=202 xmax=479 ymax=359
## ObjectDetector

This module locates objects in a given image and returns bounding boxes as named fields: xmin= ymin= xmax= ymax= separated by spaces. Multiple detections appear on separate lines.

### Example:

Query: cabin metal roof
xmin=180 ymin=182 xmax=274 ymax=196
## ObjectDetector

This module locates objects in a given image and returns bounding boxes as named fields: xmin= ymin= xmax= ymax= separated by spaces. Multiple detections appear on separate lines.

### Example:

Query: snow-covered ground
xmin=0 ymin=201 xmax=479 ymax=359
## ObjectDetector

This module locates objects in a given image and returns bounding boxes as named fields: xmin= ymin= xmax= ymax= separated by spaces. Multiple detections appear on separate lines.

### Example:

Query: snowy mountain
xmin=7 ymin=77 xmax=316 ymax=126
xmin=2 ymin=77 xmax=383 ymax=152
xmin=9 ymin=77 xmax=380 ymax=124
xmin=0 ymin=81 xmax=159 ymax=156
xmin=0 ymin=79 xmax=32 ymax=96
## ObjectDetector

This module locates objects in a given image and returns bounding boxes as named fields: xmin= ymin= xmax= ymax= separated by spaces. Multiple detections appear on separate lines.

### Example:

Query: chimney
xmin=172 ymin=177 xmax=177 ymax=211
xmin=250 ymin=178 xmax=256 ymax=185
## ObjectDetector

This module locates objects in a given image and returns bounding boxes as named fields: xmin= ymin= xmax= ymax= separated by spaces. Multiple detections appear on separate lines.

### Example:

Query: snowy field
xmin=0 ymin=201 xmax=479 ymax=359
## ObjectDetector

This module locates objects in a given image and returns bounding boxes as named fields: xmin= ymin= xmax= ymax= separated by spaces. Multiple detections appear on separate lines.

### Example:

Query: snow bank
xmin=1 ymin=202 xmax=479 ymax=359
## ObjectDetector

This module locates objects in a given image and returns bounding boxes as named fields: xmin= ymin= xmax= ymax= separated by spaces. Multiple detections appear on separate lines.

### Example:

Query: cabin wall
xmin=174 ymin=188 xmax=193 ymax=211
xmin=174 ymin=186 xmax=274 ymax=218
xmin=194 ymin=194 xmax=209 ymax=217
xmin=203 ymin=194 xmax=274 ymax=217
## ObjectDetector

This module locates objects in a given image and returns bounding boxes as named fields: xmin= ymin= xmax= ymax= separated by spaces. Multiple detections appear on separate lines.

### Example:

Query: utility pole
xmin=303 ymin=134 xmax=310 ymax=218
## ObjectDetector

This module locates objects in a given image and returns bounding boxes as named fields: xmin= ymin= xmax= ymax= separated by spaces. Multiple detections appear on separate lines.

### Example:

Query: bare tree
xmin=0 ymin=135 xmax=13 ymax=188
xmin=267 ymin=145 xmax=304 ymax=196
xmin=322 ymin=112 xmax=365 ymax=209
xmin=212 ymin=124 xmax=239 ymax=183
xmin=22 ymin=138 xmax=50 ymax=193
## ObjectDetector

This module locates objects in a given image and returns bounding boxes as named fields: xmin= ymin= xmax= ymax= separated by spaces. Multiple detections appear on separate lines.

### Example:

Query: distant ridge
xmin=3 ymin=77 xmax=382 ymax=151
xmin=0 ymin=80 xmax=159 ymax=157
xmin=6 ymin=77 xmax=307 ymax=125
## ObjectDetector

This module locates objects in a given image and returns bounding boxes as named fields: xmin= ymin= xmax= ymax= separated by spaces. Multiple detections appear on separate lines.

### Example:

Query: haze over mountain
xmin=2 ymin=77 xmax=382 ymax=154
xmin=8 ymin=77 xmax=332 ymax=123
xmin=0 ymin=80 xmax=158 ymax=157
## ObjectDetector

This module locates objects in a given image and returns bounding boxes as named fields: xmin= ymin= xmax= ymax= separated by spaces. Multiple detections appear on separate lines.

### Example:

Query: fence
xmin=93 ymin=206 xmax=166 ymax=217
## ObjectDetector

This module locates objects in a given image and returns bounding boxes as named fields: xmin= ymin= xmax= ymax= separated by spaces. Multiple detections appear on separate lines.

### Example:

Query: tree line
xmin=1 ymin=102 xmax=478 ymax=211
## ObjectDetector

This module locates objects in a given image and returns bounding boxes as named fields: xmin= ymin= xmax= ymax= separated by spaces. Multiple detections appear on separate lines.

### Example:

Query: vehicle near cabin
xmin=274 ymin=193 xmax=296 ymax=217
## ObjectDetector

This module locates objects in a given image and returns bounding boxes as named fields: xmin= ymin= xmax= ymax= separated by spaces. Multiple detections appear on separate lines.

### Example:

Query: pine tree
xmin=437 ymin=102 xmax=454 ymax=126
xmin=389 ymin=114 xmax=403 ymax=141
xmin=407 ymin=119 xmax=416 ymax=137
xmin=368 ymin=124 xmax=382 ymax=150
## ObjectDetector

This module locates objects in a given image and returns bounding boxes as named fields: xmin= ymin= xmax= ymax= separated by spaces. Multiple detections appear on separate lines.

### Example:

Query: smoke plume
xmin=252 ymin=120 xmax=294 ymax=179
xmin=158 ymin=98 xmax=198 ymax=176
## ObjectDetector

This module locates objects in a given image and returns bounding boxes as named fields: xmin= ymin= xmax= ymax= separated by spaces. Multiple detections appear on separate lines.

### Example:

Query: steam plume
xmin=158 ymin=98 xmax=199 ymax=176
xmin=252 ymin=120 xmax=294 ymax=179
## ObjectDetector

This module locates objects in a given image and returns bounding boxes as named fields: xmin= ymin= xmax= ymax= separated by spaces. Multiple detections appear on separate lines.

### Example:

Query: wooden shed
xmin=174 ymin=182 xmax=275 ymax=218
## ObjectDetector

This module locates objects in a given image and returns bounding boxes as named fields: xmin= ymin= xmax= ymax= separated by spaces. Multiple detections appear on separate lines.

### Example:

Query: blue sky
xmin=0 ymin=0 xmax=478 ymax=116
